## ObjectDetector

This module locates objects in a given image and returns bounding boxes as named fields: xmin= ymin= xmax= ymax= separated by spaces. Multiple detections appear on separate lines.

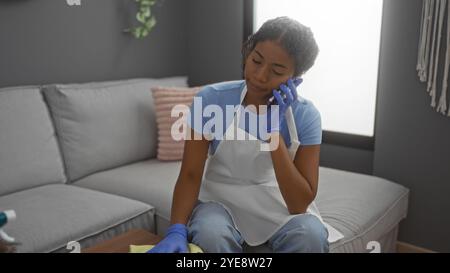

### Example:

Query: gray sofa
xmin=0 ymin=77 xmax=409 ymax=253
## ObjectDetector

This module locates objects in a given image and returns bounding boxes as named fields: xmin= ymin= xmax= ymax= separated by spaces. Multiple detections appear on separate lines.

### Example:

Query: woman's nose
xmin=254 ymin=67 xmax=269 ymax=83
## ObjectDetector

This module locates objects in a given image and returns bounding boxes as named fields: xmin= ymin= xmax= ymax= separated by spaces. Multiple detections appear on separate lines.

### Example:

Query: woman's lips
xmin=248 ymin=82 xmax=266 ymax=92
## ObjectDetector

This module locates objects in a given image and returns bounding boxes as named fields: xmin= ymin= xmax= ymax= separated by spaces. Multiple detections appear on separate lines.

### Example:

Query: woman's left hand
xmin=266 ymin=78 xmax=303 ymax=133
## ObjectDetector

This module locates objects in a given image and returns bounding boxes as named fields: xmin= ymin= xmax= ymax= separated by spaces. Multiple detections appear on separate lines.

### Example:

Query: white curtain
xmin=417 ymin=0 xmax=450 ymax=116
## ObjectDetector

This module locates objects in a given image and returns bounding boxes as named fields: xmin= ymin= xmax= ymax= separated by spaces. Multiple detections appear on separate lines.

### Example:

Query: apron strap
xmin=236 ymin=84 xmax=248 ymax=126
xmin=286 ymin=106 xmax=300 ymax=144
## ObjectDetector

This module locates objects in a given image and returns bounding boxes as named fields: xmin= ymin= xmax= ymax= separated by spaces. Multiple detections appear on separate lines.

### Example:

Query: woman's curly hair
xmin=242 ymin=16 xmax=319 ymax=77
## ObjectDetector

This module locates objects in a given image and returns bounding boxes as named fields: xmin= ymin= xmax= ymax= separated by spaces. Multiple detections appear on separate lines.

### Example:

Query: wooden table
xmin=82 ymin=229 xmax=162 ymax=253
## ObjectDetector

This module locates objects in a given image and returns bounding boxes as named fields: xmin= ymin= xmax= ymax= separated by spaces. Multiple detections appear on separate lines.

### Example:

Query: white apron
xmin=198 ymin=83 xmax=344 ymax=246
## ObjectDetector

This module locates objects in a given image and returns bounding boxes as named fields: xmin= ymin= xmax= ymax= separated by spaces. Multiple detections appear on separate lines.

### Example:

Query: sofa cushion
xmin=0 ymin=86 xmax=66 ymax=196
xmin=42 ymin=77 xmax=188 ymax=181
xmin=74 ymin=160 xmax=409 ymax=252
xmin=0 ymin=184 xmax=154 ymax=253
xmin=49 ymin=77 xmax=187 ymax=90
xmin=314 ymin=167 xmax=409 ymax=252
xmin=75 ymin=159 xmax=179 ymax=221
xmin=151 ymin=86 xmax=203 ymax=161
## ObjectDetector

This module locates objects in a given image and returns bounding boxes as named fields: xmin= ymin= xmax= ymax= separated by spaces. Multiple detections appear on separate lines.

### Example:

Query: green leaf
xmin=131 ymin=28 xmax=140 ymax=39
xmin=145 ymin=16 xmax=156 ymax=30
xmin=140 ymin=7 xmax=151 ymax=17
xmin=140 ymin=0 xmax=155 ymax=7
xmin=136 ymin=12 xmax=147 ymax=23
xmin=141 ymin=28 xmax=149 ymax=37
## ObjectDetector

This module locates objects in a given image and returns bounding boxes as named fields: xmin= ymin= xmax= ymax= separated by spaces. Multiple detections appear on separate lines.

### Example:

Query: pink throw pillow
xmin=151 ymin=86 xmax=202 ymax=161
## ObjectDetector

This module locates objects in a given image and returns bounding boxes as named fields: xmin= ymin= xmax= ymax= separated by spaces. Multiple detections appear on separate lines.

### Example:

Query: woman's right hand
xmin=266 ymin=78 xmax=303 ymax=133
xmin=147 ymin=223 xmax=189 ymax=253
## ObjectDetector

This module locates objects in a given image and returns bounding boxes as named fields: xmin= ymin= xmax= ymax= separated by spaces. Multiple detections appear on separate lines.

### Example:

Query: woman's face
xmin=244 ymin=40 xmax=296 ymax=99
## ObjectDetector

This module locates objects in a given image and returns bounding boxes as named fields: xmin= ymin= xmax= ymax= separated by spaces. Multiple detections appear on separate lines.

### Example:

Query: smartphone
xmin=267 ymin=90 xmax=282 ymax=105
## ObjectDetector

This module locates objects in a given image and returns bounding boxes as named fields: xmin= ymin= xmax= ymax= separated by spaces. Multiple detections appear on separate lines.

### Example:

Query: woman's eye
xmin=252 ymin=59 xmax=261 ymax=65
xmin=273 ymin=71 xmax=283 ymax=76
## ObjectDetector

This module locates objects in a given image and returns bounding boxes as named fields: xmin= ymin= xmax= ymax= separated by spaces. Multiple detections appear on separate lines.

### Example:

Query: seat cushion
xmin=0 ymin=184 xmax=154 ymax=253
xmin=75 ymin=159 xmax=179 ymax=222
xmin=315 ymin=167 xmax=409 ymax=252
xmin=42 ymin=77 xmax=188 ymax=181
xmin=0 ymin=86 xmax=66 ymax=196
xmin=74 ymin=160 xmax=409 ymax=252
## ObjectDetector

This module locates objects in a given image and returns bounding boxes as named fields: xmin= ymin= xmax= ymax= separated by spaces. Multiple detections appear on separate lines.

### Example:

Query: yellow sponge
xmin=129 ymin=243 xmax=203 ymax=253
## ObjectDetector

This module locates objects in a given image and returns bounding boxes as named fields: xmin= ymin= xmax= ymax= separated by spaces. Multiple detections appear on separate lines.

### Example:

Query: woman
xmin=149 ymin=16 xmax=343 ymax=253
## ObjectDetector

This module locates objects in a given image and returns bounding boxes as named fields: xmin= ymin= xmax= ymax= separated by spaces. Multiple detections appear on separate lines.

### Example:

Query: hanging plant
xmin=124 ymin=0 xmax=158 ymax=39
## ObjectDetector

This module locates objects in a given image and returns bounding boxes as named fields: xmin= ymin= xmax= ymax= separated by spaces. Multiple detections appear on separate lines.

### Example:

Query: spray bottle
xmin=0 ymin=210 xmax=16 ymax=244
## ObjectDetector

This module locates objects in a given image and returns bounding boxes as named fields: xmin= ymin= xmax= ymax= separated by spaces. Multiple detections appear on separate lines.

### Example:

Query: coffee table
xmin=82 ymin=229 xmax=162 ymax=253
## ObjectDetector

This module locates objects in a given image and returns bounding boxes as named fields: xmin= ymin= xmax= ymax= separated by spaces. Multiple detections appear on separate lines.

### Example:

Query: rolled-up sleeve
xmin=295 ymin=101 xmax=322 ymax=146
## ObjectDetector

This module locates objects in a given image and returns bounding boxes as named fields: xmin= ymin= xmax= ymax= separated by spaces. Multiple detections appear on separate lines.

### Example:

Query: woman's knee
xmin=270 ymin=214 xmax=329 ymax=253
xmin=188 ymin=202 xmax=243 ymax=253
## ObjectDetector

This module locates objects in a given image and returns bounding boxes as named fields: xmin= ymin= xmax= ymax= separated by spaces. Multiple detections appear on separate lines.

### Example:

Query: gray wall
xmin=0 ymin=0 xmax=188 ymax=87
xmin=1 ymin=0 xmax=449 ymax=252
xmin=320 ymin=144 xmax=374 ymax=175
xmin=374 ymin=0 xmax=450 ymax=252
xmin=187 ymin=0 xmax=243 ymax=86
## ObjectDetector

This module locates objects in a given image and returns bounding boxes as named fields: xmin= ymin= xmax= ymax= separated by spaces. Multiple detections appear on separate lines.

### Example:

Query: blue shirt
xmin=187 ymin=80 xmax=322 ymax=155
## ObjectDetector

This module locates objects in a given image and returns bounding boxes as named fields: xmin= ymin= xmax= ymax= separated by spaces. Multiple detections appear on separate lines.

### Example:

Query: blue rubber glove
xmin=146 ymin=223 xmax=188 ymax=253
xmin=266 ymin=78 xmax=303 ymax=133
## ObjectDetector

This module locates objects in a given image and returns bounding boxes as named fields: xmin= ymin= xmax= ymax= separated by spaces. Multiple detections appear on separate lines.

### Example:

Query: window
xmin=249 ymin=0 xmax=384 ymax=149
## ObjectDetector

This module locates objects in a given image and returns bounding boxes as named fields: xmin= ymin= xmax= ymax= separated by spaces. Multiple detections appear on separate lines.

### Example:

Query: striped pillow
xmin=151 ymin=86 xmax=203 ymax=161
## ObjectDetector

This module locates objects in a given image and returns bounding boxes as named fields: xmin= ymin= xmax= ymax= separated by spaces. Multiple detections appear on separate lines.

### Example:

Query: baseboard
xmin=396 ymin=241 xmax=436 ymax=253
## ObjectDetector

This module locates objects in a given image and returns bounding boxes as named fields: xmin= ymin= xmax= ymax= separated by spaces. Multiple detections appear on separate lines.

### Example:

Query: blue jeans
xmin=187 ymin=201 xmax=329 ymax=253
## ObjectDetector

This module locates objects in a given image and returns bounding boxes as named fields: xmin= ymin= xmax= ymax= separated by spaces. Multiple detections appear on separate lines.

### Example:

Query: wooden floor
xmin=396 ymin=241 xmax=435 ymax=253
